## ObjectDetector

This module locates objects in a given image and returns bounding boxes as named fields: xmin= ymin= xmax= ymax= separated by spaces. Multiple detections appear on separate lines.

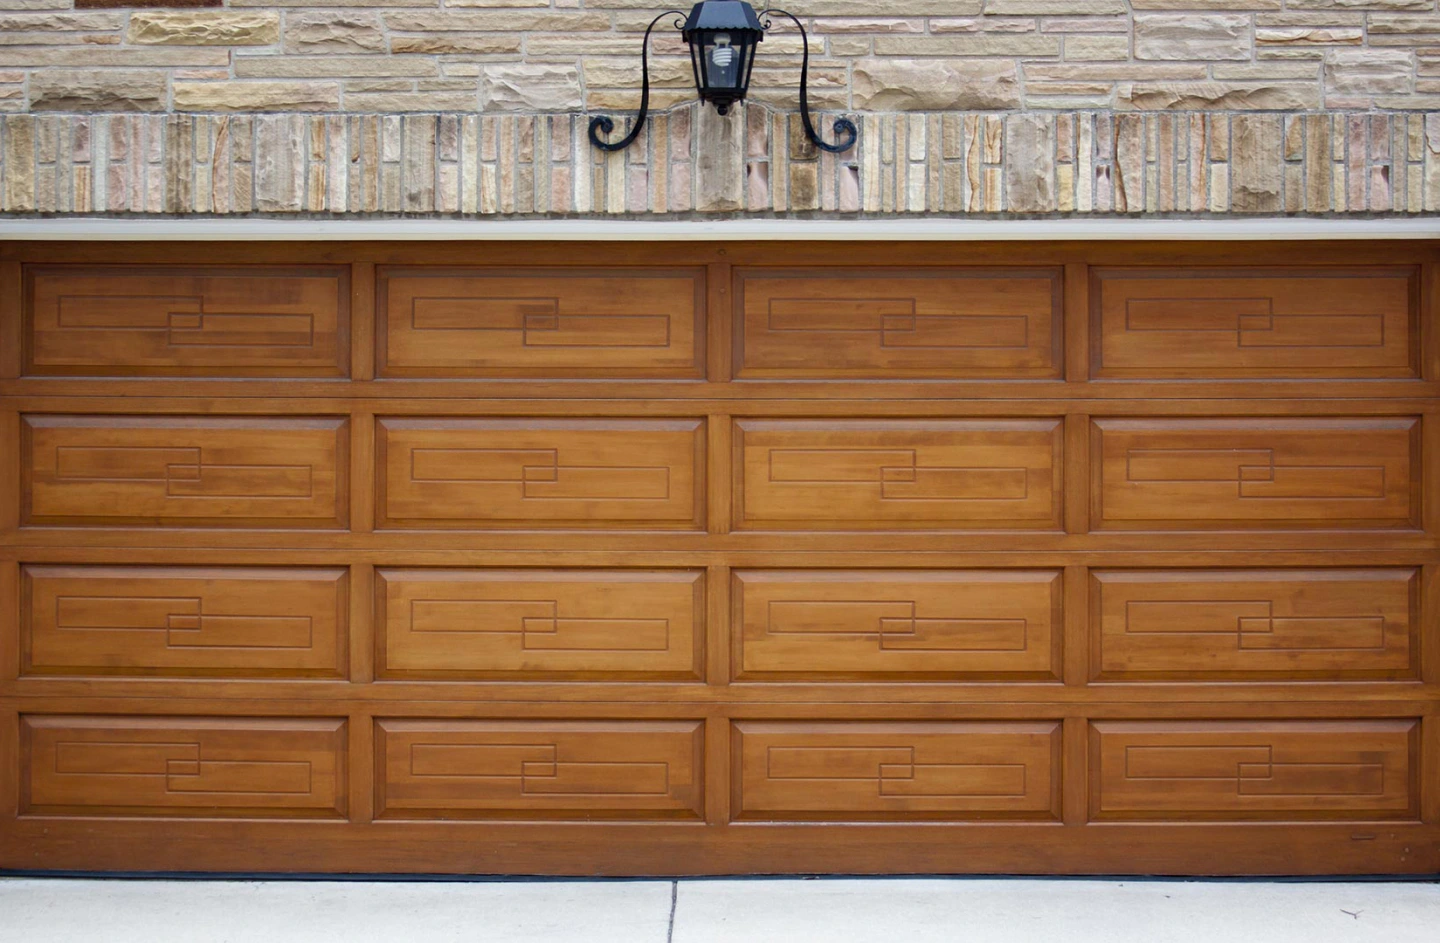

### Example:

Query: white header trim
xmin=0 ymin=217 xmax=1437 ymax=241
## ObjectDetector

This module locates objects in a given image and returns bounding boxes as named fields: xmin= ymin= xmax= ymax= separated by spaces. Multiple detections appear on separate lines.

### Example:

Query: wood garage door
xmin=1 ymin=240 xmax=1437 ymax=876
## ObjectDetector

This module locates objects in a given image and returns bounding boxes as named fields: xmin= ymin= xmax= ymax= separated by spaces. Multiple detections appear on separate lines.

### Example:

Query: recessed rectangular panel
xmin=735 ymin=419 xmax=1062 ymax=530
xmin=21 ymin=716 xmax=348 ymax=819
xmin=23 ymin=416 xmax=347 ymax=528
xmin=376 ymin=720 xmax=704 ymax=820
xmin=378 ymin=418 xmax=704 ymax=529
xmin=735 ymin=570 xmax=1060 ymax=680
xmin=26 ymin=266 xmax=348 ymax=377
xmin=377 ymin=569 xmax=703 ymax=680
xmin=1093 ymin=569 xmax=1417 ymax=681
xmin=380 ymin=268 xmax=703 ymax=377
xmin=1093 ymin=268 xmax=1417 ymax=378
xmin=21 ymin=566 xmax=348 ymax=679
xmin=1092 ymin=418 xmax=1418 ymax=530
xmin=734 ymin=722 xmax=1060 ymax=821
xmin=1090 ymin=721 xmax=1418 ymax=821
xmin=736 ymin=268 xmax=1062 ymax=378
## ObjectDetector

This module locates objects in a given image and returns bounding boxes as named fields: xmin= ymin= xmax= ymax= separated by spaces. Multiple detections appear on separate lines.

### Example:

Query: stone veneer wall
xmin=1 ymin=107 xmax=1435 ymax=215
xmin=5 ymin=2 xmax=1440 ymax=114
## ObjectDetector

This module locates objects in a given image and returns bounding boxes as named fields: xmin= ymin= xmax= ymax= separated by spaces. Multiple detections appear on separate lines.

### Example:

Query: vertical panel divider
xmin=350 ymin=410 xmax=376 ymax=535
xmin=0 ymin=560 xmax=18 ymax=683
xmin=0 ymin=408 xmax=18 ymax=537
xmin=707 ymin=416 xmax=731 ymax=537
xmin=1422 ymin=711 xmax=1440 ymax=826
xmin=349 ymin=711 xmax=376 ymax=825
xmin=707 ymin=256 xmax=733 ymax=383
xmin=1063 ymin=261 xmax=1089 ymax=383
xmin=705 ymin=712 xmax=730 ymax=826
xmin=351 ymin=262 xmax=377 ymax=382
xmin=706 ymin=563 xmax=730 ymax=686
xmin=1062 ymin=565 xmax=1089 ymax=687
xmin=0 ymin=704 xmax=18 ymax=820
xmin=1061 ymin=715 xmax=1088 ymax=827
xmin=1063 ymin=413 xmax=1090 ymax=536
xmin=350 ymin=562 xmax=376 ymax=685
xmin=0 ymin=261 xmax=21 ymax=379
xmin=1422 ymin=262 xmax=1439 ymax=383
xmin=1422 ymin=565 xmax=1439 ymax=686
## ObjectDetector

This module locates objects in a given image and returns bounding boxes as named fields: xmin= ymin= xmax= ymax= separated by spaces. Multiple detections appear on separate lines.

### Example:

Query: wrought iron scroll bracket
xmin=588 ymin=10 xmax=688 ymax=152
xmin=759 ymin=8 xmax=858 ymax=154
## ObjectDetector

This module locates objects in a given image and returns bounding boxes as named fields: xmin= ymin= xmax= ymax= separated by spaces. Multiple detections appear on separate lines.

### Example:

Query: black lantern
xmin=588 ymin=2 xmax=857 ymax=154
xmin=683 ymin=0 xmax=763 ymax=116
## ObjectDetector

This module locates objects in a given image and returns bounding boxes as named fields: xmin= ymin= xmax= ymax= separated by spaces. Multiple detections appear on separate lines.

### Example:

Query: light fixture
xmin=588 ymin=1 xmax=857 ymax=155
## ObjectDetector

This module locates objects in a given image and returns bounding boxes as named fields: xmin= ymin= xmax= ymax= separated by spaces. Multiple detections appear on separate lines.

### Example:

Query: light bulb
xmin=711 ymin=33 xmax=734 ymax=69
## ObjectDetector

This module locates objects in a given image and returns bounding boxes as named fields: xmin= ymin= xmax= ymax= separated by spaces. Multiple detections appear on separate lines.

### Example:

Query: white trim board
xmin=0 ymin=217 xmax=1437 ymax=241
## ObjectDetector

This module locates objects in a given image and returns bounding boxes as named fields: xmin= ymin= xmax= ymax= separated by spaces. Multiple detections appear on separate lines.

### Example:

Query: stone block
xmin=1134 ymin=14 xmax=1251 ymax=61
xmin=173 ymin=80 xmax=340 ymax=111
xmin=127 ymin=11 xmax=277 ymax=45
xmin=480 ymin=64 xmax=582 ymax=112
xmin=283 ymin=13 xmax=384 ymax=54
xmin=30 ymin=69 xmax=165 ymax=111
xmin=853 ymin=59 xmax=1021 ymax=110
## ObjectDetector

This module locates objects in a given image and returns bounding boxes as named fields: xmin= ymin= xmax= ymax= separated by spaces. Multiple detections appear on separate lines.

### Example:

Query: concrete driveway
xmin=1 ymin=876 xmax=1437 ymax=942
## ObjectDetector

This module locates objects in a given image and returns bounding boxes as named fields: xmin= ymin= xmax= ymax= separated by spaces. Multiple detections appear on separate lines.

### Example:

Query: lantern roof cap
xmin=682 ymin=1 xmax=764 ymax=38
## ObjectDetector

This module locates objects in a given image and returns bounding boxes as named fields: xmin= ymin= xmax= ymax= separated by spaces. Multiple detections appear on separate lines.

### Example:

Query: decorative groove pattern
xmin=380 ymin=268 xmax=703 ymax=378
xmin=26 ymin=266 xmax=348 ymax=377
xmin=1090 ymin=721 xmax=1418 ymax=821
xmin=22 ymin=566 xmax=348 ymax=679
xmin=376 ymin=720 xmax=704 ymax=820
xmin=736 ymin=268 xmax=1061 ymax=378
xmin=23 ymin=416 xmax=348 ymax=528
xmin=379 ymin=418 xmax=704 ymax=530
xmin=1092 ymin=418 xmax=1418 ymax=530
xmin=21 ymin=716 xmax=348 ymax=819
xmin=377 ymin=569 xmax=703 ymax=680
xmin=734 ymin=722 xmax=1060 ymax=822
xmin=735 ymin=570 xmax=1059 ymax=681
xmin=1093 ymin=569 xmax=1417 ymax=681
xmin=1093 ymin=267 xmax=1418 ymax=379
xmin=736 ymin=419 xmax=1061 ymax=531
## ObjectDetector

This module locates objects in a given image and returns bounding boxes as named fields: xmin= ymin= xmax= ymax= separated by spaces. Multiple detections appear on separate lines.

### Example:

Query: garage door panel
xmin=1090 ymin=720 xmax=1419 ymax=821
xmin=734 ymin=570 xmax=1060 ymax=681
xmin=1092 ymin=267 xmax=1417 ymax=379
xmin=20 ymin=565 xmax=349 ymax=679
xmin=26 ymin=266 xmax=348 ymax=377
xmin=1092 ymin=569 xmax=1417 ymax=681
xmin=733 ymin=722 xmax=1061 ymax=821
xmin=22 ymin=416 xmax=349 ymax=528
xmin=735 ymin=419 xmax=1062 ymax=530
xmin=19 ymin=715 xmax=348 ymax=819
xmin=736 ymin=268 xmax=1062 ymax=379
xmin=375 ymin=719 xmax=704 ymax=820
xmin=377 ymin=569 xmax=703 ymax=680
xmin=378 ymin=418 xmax=704 ymax=529
xmin=1092 ymin=417 xmax=1419 ymax=529
xmin=379 ymin=267 xmax=703 ymax=378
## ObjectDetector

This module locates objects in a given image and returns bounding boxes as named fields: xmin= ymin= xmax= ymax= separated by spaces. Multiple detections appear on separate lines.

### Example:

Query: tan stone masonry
xmin=1 ymin=106 xmax=1435 ymax=215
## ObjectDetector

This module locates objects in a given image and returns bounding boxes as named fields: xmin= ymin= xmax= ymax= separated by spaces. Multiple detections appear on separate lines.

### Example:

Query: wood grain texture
xmin=1089 ymin=719 xmax=1419 ymax=821
xmin=735 ymin=267 xmax=1062 ymax=379
xmin=734 ymin=419 xmax=1063 ymax=531
xmin=377 ymin=417 xmax=705 ymax=530
xmin=1091 ymin=568 xmax=1418 ymax=681
xmin=1092 ymin=267 xmax=1418 ymax=379
xmin=376 ymin=569 xmax=704 ymax=680
xmin=733 ymin=570 xmax=1061 ymax=681
xmin=20 ymin=715 xmax=347 ymax=819
xmin=733 ymin=721 xmax=1061 ymax=821
xmin=0 ymin=239 xmax=1437 ymax=877
xmin=378 ymin=267 xmax=704 ymax=378
xmin=375 ymin=719 xmax=704 ymax=820
xmin=22 ymin=415 xmax=349 ymax=528
xmin=1091 ymin=417 xmax=1420 ymax=530
xmin=25 ymin=266 xmax=348 ymax=378
xmin=21 ymin=565 xmax=348 ymax=679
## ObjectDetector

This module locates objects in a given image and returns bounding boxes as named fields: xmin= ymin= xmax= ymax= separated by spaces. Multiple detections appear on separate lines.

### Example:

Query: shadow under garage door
xmin=1 ymin=239 xmax=1437 ymax=876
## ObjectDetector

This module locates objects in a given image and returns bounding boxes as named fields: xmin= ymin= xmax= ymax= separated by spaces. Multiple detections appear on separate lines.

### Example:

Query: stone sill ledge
xmin=2 ymin=106 xmax=1437 ymax=217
